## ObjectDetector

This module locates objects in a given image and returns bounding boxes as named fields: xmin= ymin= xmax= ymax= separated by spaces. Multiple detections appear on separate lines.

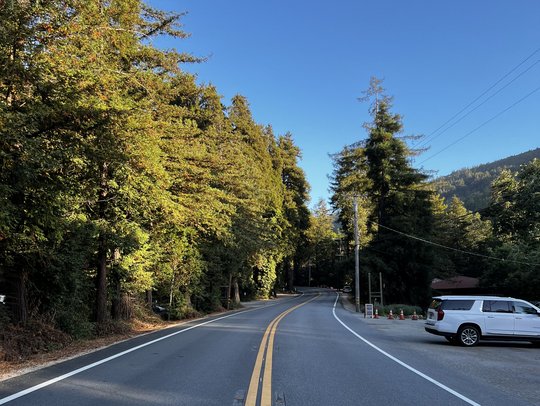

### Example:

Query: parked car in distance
xmin=342 ymin=285 xmax=352 ymax=293
xmin=425 ymin=295 xmax=540 ymax=347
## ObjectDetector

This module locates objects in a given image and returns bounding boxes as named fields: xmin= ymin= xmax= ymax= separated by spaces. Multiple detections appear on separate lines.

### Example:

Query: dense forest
xmin=433 ymin=148 xmax=540 ymax=211
xmin=1 ymin=1 xmax=539 ymax=348
xmin=0 ymin=1 xmax=311 ymax=338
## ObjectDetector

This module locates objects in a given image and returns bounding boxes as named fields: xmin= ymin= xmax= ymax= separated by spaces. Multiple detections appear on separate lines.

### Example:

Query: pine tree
xmin=306 ymin=200 xmax=341 ymax=287
xmin=0 ymin=0 xmax=198 ymax=324
xmin=331 ymin=78 xmax=436 ymax=304
xmin=276 ymin=133 xmax=310 ymax=290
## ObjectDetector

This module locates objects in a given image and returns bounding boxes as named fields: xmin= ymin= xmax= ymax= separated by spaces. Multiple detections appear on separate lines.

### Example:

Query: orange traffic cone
xmin=411 ymin=310 xmax=418 ymax=320
xmin=387 ymin=309 xmax=394 ymax=320
xmin=374 ymin=308 xmax=379 ymax=319
xmin=399 ymin=309 xmax=405 ymax=320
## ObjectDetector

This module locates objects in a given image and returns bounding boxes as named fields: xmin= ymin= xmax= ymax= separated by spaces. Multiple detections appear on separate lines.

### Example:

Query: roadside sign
xmin=364 ymin=303 xmax=373 ymax=318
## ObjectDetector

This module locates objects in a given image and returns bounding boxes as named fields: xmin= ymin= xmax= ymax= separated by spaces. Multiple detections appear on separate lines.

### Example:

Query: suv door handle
xmin=487 ymin=316 xmax=495 ymax=318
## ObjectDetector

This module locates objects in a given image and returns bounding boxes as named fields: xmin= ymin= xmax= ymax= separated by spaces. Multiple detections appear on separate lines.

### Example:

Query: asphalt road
xmin=0 ymin=288 xmax=538 ymax=405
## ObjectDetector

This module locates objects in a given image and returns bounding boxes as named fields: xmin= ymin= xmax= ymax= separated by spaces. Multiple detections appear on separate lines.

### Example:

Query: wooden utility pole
xmin=354 ymin=196 xmax=360 ymax=313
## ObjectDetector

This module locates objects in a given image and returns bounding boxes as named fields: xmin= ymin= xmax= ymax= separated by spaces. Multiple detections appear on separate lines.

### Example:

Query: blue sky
xmin=148 ymin=0 xmax=540 ymax=207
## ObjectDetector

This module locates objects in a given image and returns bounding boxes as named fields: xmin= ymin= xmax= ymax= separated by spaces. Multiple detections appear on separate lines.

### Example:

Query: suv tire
xmin=458 ymin=325 xmax=480 ymax=347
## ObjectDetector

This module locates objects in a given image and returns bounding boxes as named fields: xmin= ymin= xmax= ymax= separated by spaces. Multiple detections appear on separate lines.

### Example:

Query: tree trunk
xmin=146 ymin=289 xmax=153 ymax=308
xmin=5 ymin=32 xmax=17 ymax=106
xmin=287 ymin=260 xmax=294 ymax=291
xmin=95 ymin=161 xmax=109 ymax=324
xmin=169 ymin=272 xmax=175 ymax=308
xmin=233 ymin=279 xmax=240 ymax=305
xmin=111 ymin=273 xmax=121 ymax=320
xmin=227 ymin=273 xmax=232 ymax=309
xmin=96 ymin=234 xmax=108 ymax=323
xmin=15 ymin=270 xmax=28 ymax=325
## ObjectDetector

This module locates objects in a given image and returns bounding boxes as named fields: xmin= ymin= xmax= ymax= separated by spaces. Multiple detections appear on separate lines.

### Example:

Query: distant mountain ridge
xmin=433 ymin=148 xmax=540 ymax=211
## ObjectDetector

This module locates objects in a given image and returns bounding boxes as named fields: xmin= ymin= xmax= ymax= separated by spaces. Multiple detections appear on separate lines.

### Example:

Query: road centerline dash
xmin=245 ymin=293 xmax=320 ymax=406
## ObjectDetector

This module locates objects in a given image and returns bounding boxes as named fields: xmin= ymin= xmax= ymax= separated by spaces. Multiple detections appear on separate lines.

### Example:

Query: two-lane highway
xmin=0 ymin=294 xmax=307 ymax=405
xmin=0 ymin=289 xmax=537 ymax=405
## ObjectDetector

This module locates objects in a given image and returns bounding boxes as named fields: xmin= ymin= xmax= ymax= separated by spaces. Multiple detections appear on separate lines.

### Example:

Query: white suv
xmin=425 ymin=295 xmax=540 ymax=346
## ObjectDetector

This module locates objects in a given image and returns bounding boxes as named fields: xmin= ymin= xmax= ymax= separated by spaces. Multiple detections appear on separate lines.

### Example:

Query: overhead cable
xmin=415 ymin=59 xmax=540 ymax=150
xmin=371 ymin=221 xmax=540 ymax=267
xmin=418 ymin=85 xmax=540 ymax=165
xmin=415 ymin=47 xmax=540 ymax=148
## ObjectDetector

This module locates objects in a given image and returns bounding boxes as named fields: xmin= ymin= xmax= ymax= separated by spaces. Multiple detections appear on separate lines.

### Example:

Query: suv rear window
xmin=441 ymin=300 xmax=474 ymax=311
xmin=429 ymin=299 xmax=442 ymax=310
xmin=429 ymin=299 xmax=474 ymax=310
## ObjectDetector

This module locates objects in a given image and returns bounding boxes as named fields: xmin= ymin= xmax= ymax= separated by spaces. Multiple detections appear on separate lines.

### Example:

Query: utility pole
xmin=368 ymin=272 xmax=372 ymax=305
xmin=354 ymin=196 xmax=360 ymax=313
xmin=379 ymin=272 xmax=384 ymax=307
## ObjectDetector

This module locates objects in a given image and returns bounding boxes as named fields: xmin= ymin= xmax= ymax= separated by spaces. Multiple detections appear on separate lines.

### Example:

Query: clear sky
xmin=148 ymin=0 xmax=540 ymax=207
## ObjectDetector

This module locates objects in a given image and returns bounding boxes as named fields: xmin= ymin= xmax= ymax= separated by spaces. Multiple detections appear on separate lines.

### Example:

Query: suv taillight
xmin=437 ymin=308 xmax=445 ymax=321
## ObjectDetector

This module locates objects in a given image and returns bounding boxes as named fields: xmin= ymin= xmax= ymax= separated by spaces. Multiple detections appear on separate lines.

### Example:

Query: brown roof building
xmin=431 ymin=276 xmax=480 ymax=295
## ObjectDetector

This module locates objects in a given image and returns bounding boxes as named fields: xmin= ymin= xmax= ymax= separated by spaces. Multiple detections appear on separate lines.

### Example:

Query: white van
xmin=424 ymin=295 xmax=540 ymax=346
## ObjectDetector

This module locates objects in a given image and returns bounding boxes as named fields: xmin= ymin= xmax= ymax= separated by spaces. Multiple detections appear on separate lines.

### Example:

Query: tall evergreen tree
xmin=0 ymin=0 xmax=198 ymax=324
xmin=276 ymin=133 xmax=311 ymax=290
xmin=0 ymin=0 xmax=312 ymax=336
xmin=0 ymin=0 xmax=96 ymax=324
xmin=331 ymin=78 xmax=435 ymax=304
xmin=227 ymin=95 xmax=285 ymax=298
xmin=306 ymin=199 xmax=341 ymax=287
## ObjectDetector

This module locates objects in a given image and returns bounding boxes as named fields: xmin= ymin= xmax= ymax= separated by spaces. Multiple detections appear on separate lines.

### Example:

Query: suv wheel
xmin=458 ymin=325 xmax=480 ymax=347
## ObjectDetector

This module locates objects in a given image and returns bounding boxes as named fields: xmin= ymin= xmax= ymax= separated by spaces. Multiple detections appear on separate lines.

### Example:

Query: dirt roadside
xmin=0 ymin=295 xmax=292 ymax=383
xmin=0 ymin=318 xmax=165 ymax=382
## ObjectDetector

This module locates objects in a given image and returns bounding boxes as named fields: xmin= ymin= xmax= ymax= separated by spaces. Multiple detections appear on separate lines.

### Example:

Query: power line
xmin=419 ymin=85 xmax=540 ymax=165
xmin=415 ymin=59 xmax=540 ymax=150
xmin=414 ymin=47 xmax=540 ymax=148
xmin=371 ymin=221 xmax=540 ymax=267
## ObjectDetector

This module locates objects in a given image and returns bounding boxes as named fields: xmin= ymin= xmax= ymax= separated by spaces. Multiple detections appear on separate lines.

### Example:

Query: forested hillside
xmin=433 ymin=148 xmax=540 ymax=211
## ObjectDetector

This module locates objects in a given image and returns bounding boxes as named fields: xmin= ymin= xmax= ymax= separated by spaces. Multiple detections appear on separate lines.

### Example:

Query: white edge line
xmin=332 ymin=293 xmax=481 ymax=406
xmin=0 ymin=294 xmax=304 ymax=405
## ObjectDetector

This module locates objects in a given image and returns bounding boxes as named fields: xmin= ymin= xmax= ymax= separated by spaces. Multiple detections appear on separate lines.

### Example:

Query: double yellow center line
xmin=245 ymin=294 xmax=320 ymax=406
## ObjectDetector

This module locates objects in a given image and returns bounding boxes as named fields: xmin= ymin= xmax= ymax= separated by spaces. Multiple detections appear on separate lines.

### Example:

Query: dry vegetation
xmin=0 ymin=314 xmax=166 ymax=382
